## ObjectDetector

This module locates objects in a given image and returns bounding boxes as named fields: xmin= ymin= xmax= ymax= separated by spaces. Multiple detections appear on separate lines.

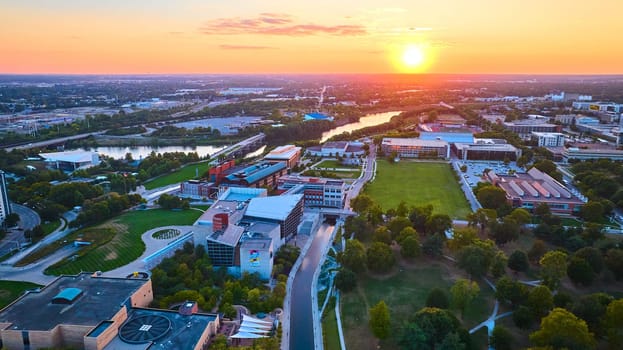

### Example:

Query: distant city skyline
xmin=1 ymin=0 xmax=622 ymax=74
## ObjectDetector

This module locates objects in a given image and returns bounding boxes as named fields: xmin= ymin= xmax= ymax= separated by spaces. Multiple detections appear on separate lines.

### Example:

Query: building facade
xmin=263 ymin=145 xmax=302 ymax=168
xmin=277 ymin=175 xmax=346 ymax=208
xmin=503 ymin=121 xmax=562 ymax=138
xmin=531 ymin=132 xmax=566 ymax=147
xmin=381 ymin=138 xmax=450 ymax=159
xmin=452 ymin=141 xmax=521 ymax=161
xmin=221 ymin=161 xmax=287 ymax=189
xmin=0 ymin=170 xmax=10 ymax=226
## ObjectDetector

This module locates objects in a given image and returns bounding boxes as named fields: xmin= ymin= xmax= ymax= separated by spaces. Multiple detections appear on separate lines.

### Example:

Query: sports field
xmin=365 ymin=160 xmax=471 ymax=218
xmin=45 ymin=208 xmax=202 ymax=275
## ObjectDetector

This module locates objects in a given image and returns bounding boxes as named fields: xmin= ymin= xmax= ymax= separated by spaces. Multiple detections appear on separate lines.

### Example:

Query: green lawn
xmin=44 ymin=209 xmax=202 ymax=275
xmin=365 ymin=160 xmax=471 ymax=218
xmin=0 ymin=281 xmax=42 ymax=309
xmin=322 ymin=304 xmax=342 ymax=350
xmin=41 ymin=219 xmax=62 ymax=236
xmin=341 ymin=261 xmax=494 ymax=350
xmin=316 ymin=160 xmax=358 ymax=169
xmin=144 ymin=161 xmax=211 ymax=190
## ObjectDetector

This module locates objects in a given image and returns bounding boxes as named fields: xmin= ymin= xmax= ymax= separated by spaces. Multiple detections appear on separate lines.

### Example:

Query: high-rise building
xmin=0 ymin=170 xmax=11 ymax=226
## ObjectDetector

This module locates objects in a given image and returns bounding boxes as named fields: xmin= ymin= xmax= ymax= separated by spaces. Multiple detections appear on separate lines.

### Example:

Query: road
xmin=289 ymin=223 xmax=334 ymax=350
xmin=345 ymin=143 xmax=376 ymax=209
xmin=4 ymin=131 xmax=107 ymax=151
xmin=0 ymin=204 xmax=41 ymax=257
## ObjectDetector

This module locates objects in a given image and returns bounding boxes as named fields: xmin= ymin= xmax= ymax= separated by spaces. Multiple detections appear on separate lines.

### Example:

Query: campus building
xmin=572 ymin=101 xmax=623 ymax=114
xmin=305 ymin=141 xmax=365 ymax=158
xmin=503 ymin=120 xmax=562 ymax=138
xmin=531 ymin=132 xmax=566 ymax=147
xmin=39 ymin=151 xmax=101 ymax=171
xmin=452 ymin=139 xmax=521 ymax=161
xmin=0 ymin=170 xmax=10 ymax=226
xmin=263 ymin=145 xmax=301 ymax=168
xmin=0 ymin=273 xmax=219 ymax=350
xmin=221 ymin=161 xmax=287 ymax=189
xmin=485 ymin=167 xmax=585 ymax=215
xmin=304 ymin=113 xmax=334 ymax=121
xmin=381 ymin=138 xmax=450 ymax=159
xmin=562 ymin=146 xmax=623 ymax=163
xmin=207 ymin=160 xmax=236 ymax=183
xmin=277 ymin=175 xmax=346 ymax=208
xmin=180 ymin=180 xmax=214 ymax=199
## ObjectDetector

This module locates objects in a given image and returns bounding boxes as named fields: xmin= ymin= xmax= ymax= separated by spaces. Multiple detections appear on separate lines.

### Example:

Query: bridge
xmin=4 ymin=131 xmax=107 ymax=151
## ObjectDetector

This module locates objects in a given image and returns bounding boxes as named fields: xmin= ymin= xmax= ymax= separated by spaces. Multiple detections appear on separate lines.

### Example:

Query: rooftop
xmin=39 ymin=150 xmax=99 ymax=163
xmin=304 ymin=113 xmax=334 ymax=121
xmin=454 ymin=142 xmax=519 ymax=152
xmin=0 ymin=273 xmax=148 ymax=331
xmin=245 ymin=194 xmax=304 ymax=221
xmin=264 ymin=145 xmax=301 ymax=160
xmin=418 ymin=132 xmax=475 ymax=144
xmin=224 ymin=161 xmax=286 ymax=185
xmin=531 ymin=132 xmax=565 ymax=137
xmin=382 ymin=138 xmax=449 ymax=147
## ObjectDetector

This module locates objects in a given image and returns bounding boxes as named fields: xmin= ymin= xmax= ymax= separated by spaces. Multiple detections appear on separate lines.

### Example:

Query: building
xmin=0 ymin=170 xmax=10 ymax=226
xmin=452 ymin=139 xmax=521 ymax=161
xmin=381 ymin=138 xmax=450 ymax=159
xmin=306 ymin=141 xmax=365 ymax=158
xmin=485 ymin=168 xmax=585 ymax=215
xmin=563 ymin=146 xmax=623 ymax=163
xmin=436 ymin=114 xmax=466 ymax=127
xmin=39 ymin=151 xmax=101 ymax=171
xmin=208 ymin=160 xmax=236 ymax=183
xmin=277 ymin=175 xmax=346 ymax=208
xmin=576 ymin=116 xmax=600 ymax=125
xmin=573 ymin=101 xmax=623 ymax=113
xmin=531 ymin=132 xmax=566 ymax=147
xmin=263 ymin=145 xmax=301 ymax=168
xmin=480 ymin=114 xmax=506 ymax=124
xmin=0 ymin=273 xmax=219 ymax=350
xmin=221 ymin=161 xmax=287 ymax=189
xmin=243 ymin=194 xmax=304 ymax=241
xmin=554 ymin=114 xmax=577 ymax=125
xmin=419 ymin=131 xmax=475 ymax=144
xmin=503 ymin=120 xmax=562 ymax=138
xmin=180 ymin=180 xmax=214 ymax=199
xmin=304 ymin=113 xmax=334 ymax=121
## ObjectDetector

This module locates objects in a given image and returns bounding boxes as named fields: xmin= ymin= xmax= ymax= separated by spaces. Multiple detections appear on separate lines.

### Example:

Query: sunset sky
xmin=1 ymin=0 xmax=622 ymax=74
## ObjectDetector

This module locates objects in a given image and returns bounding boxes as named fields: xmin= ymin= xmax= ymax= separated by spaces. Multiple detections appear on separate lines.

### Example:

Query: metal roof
xmin=244 ymin=194 xmax=303 ymax=221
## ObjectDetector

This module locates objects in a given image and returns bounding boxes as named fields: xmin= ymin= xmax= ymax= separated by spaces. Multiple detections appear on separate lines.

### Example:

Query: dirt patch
xmin=104 ymin=250 xmax=118 ymax=261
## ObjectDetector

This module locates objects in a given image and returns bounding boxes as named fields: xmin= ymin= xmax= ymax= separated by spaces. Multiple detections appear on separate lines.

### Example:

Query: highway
xmin=4 ymin=131 xmax=107 ymax=151
xmin=289 ymin=223 xmax=334 ymax=350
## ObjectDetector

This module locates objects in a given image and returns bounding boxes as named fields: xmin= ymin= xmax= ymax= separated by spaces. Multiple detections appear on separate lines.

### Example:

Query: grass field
xmin=322 ymin=304 xmax=341 ymax=350
xmin=43 ymin=209 xmax=202 ymax=275
xmin=315 ymin=160 xmax=359 ymax=169
xmin=340 ymin=260 xmax=494 ymax=350
xmin=365 ymin=160 xmax=471 ymax=218
xmin=144 ymin=161 xmax=211 ymax=190
xmin=0 ymin=281 xmax=42 ymax=309
xmin=41 ymin=219 xmax=62 ymax=236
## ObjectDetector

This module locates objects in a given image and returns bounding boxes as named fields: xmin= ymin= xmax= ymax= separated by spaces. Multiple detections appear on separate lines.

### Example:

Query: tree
xmin=508 ymin=208 xmax=531 ymax=225
xmin=572 ymin=293 xmax=613 ymax=336
xmin=605 ymin=299 xmax=623 ymax=349
xmin=605 ymin=249 xmax=623 ymax=280
xmin=450 ymin=279 xmax=480 ymax=318
xmin=467 ymin=208 xmax=497 ymax=234
xmin=367 ymin=242 xmax=396 ymax=273
xmin=426 ymin=288 xmax=450 ymax=309
xmin=490 ymin=326 xmax=514 ymax=350
xmin=476 ymin=185 xmax=507 ymax=210
xmin=491 ymin=251 xmax=508 ymax=278
xmin=396 ymin=200 xmax=409 ymax=217
xmin=447 ymin=227 xmax=477 ymax=252
xmin=534 ymin=203 xmax=551 ymax=217
xmin=508 ymin=250 xmax=529 ymax=273
xmin=580 ymin=201 xmax=604 ymax=222
xmin=532 ymin=160 xmax=562 ymax=181
xmin=496 ymin=276 xmax=529 ymax=307
xmin=528 ymin=239 xmax=547 ymax=262
xmin=350 ymin=194 xmax=374 ymax=215
xmin=574 ymin=247 xmax=603 ymax=274
xmin=369 ymin=300 xmax=391 ymax=339
xmin=490 ymin=217 xmax=520 ymax=245
xmin=400 ymin=235 xmax=421 ymax=259
xmin=527 ymin=285 xmax=554 ymax=319
xmin=388 ymin=216 xmax=412 ymax=238
xmin=396 ymin=226 xmax=418 ymax=245
xmin=335 ymin=268 xmax=357 ymax=292
xmin=409 ymin=205 xmax=433 ymax=232
xmin=513 ymin=306 xmax=534 ymax=329
xmin=425 ymin=214 xmax=452 ymax=235
xmin=422 ymin=233 xmax=444 ymax=257
xmin=530 ymin=308 xmax=596 ymax=350
xmin=341 ymin=239 xmax=367 ymax=273
xmin=400 ymin=307 xmax=465 ymax=350
xmin=567 ymin=257 xmax=595 ymax=286
xmin=539 ymin=250 xmax=568 ymax=290
xmin=373 ymin=226 xmax=392 ymax=245
xmin=458 ymin=243 xmax=494 ymax=279
xmin=3 ymin=213 xmax=19 ymax=227
xmin=437 ymin=332 xmax=465 ymax=350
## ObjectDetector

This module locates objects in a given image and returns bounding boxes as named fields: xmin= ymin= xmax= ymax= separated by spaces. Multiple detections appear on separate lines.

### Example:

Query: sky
xmin=1 ymin=0 xmax=622 ymax=75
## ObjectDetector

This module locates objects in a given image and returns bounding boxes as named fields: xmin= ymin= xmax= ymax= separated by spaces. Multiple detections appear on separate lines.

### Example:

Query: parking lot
xmin=453 ymin=160 xmax=525 ymax=187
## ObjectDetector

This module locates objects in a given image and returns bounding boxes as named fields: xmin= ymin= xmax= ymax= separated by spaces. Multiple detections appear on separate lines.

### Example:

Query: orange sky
xmin=1 ymin=0 xmax=622 ymax=74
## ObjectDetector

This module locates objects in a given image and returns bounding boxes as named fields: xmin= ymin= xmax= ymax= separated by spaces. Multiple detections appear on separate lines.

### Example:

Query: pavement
xmin=0 ymin=204 xmax=42 ymax=258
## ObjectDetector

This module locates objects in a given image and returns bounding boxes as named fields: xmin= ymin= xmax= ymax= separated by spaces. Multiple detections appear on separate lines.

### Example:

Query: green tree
xmin=437 ymin=332 xmax=465 ymax=350
xmin=528 ymin=239 xmax=547 ymax=262
xmin=605 ymin=249 xmax=623 ymax=280
xmin=400 ymin=307 xmax=465 ymax=350
xmin=605 ymin=298 xmax=623 ymax=349
xmin=476 ymin=185 xmax=508 ymax=210
xmin=490 ymin=326 xmax=514 ymax=350
xmin=567 ymin=256 xmax=595 ymax=286
xmin=495 ymin=276 xmax=529 ymax=307
xmin=369 ymin=300 xmax=391 ymax=339
xmin=534 ymin=203 xmax=551 ymax=217
xmin=513 ymin=305 xmax=534 ymax=329
xmin=574 ymin=247 xmax=603 ymax=274
xmin=373 ymin=226 xmax=392 ymax=245
xmin=530 ymin=308 xmax=596 ymax=350
xmin=350 ymin=194 xmax=374 ymax=215
xmin=4 ymin=213 xmax=20 ymax=227
xmin=388 ymin=216 xmax=412 ymax=238
xmin=335 ymin=268 xmax=357 ymax=292
xmin=580 ymin=201 xmax=604 ymax=222
xmin=508 ymin=250 xmax=529 ymax=273
xmin=458 ymin=242 xmax=494 ymax=279
xmin=450 ymin=279 xmax=480 ymax=317
xmin=508 ymin=208 xmax=531 ymax=225
xmin=447 ymin=227 xmax=478 ymax=252
xmin=422 ymin=233 xmax=444 ymax=257
xmin=426 ymin=288 xmax=450 ymax=309
xmin=400 ymin=235 xmax=421 ymax=259
xmin=425 ymin=214 xmax=452 ymax=235
xmin=466 ymin=208 xmax=497 ymax=234
xmin=527 ymin=285 xmax=554 ymax=319
xmin=491 ymin=251 xmax=508 ymax=278
xmin=571 ymin=293 xmax=613 ymax=336
xmin=539 ymin=250 xmax=568 ymax=290
xmin=367 ymin=242 xmax=396 ymax=273
xmin=396 ymin=226 xmax=418 ymax=245
xmin=341 ymin=239 xmax=367 ymax=273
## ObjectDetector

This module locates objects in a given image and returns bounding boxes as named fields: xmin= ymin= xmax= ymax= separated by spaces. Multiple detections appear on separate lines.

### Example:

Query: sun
xmin=402 ymin=45 xmax=425 ymax=68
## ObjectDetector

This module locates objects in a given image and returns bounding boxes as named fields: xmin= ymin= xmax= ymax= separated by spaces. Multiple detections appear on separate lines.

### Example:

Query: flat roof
xmin=454 ymin=143 xmax=519 ymax=152
xmin=39 ymin=150 xmax=98 ymax=163
xmin=196 ymin=200 xmax=248 ymax=246
xmin=419 ymin=132 xmax=475 ymax=144
xmin=382 ymin=138 xmax=449 ymax=147
xmin=264 ymin=145 xmax=301 ymax=160
xmin=0 ymin=274 xmax=148 ymax=331
xmin=488 ymin=168 xmax=584 ymax=205
xmin=531 ymin=132 xmax=565 ymax=137
xmin=224 ymin=161 xmax=286 ymax=184
xmin=241 ymin=238 xmax=272 ymax=250
xmin=245 ymin=194 xmax=303 ymax=221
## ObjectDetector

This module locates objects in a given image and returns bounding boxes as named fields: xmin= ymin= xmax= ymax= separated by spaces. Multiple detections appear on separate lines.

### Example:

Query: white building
xmin=531 ymin=132 xmax=566 ymax=147
xmin=0 ymin=171 xmax=11 ymax=226
xmin=39 ymin=151 xmax=101 ymax=171
xmin=381 ymin=138 xmax=450 ymax=159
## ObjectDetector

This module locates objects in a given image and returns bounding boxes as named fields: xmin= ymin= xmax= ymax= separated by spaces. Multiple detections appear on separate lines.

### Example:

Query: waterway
xmin=320 ymin=110 xmax=403 ymax=142
xmin=290 ymin=223 xmax=334 ymax=350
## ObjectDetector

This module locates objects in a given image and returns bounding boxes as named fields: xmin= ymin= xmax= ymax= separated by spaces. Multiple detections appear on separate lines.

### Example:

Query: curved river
xmin=320 ymin=110 xmax=403 ymax=143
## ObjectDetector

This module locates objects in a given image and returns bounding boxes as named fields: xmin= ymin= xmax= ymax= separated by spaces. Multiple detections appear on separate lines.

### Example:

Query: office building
xmin=563 ymin=146 xmax=623 ymax=163
xmin=485 ymin=168 xmax=585 ymax=215
xmin=277 ymin=175 xmax=346 ymax=208
xmin=452 ymin=139 xmax=521 ymax=161
xmin=381 ymin=138 xmax=450 ymax=159
xmin=180 ymin=180 xmax=214 ymax=199
xmin=0 ymin=273 xmax=219 ymax=350
xmin=573 ymin=101 xmax=623 ymax=113
xmin=0 ymin=170 xmax=10 ymax=226
xmin=221 ymin=161 xmax=287 ymax=189
xmin=263 ymin=145 xmax=301 ymax=168
xmin=306 ymin=141 xmax=365 ymax=158
xmin=503 ymin=120 xmax=562 ymax=138
xmin=531 ymin=132 xmax=566 ymax=147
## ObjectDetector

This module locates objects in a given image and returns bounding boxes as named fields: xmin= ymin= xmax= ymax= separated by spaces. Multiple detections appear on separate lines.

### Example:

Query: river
xmin=320 ymin=110 xmax=403 ymax=142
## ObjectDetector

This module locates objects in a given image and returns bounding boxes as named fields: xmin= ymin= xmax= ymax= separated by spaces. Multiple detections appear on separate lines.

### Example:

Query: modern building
xmin=531 ymin=132 xmax=566 ymax=147
xmin=484 ymin=167 xmax=585 ymax=215
xmin=419 ymin=131 xmax=475 ymax=144
xmin=304 ymin=113 xmax=334 ymax=121
xmin=554 ymin=114 xmax=577 ymax=125
xmin=562 ymin=146 xmax=623 ymax=162
xmin=277 ymin=175 xmax=346 ymax=208
xmin=180 ymin=180 xmax=214 ymax=199
xmin=452 ymin=139 xmax=521 ymax=161
xmin=573 ymin=101 xmax=623 ymax=113
xmin=436 ymin=114 xmax=466 ymax=127
xmin=305 ymin=141 xmax=365 ymax=158
xmin=0 ymin=273 xmax=220 ymax=350
xmin=39 ymin=151 xmax=101 ymax=171
xmin=503 ymin=120 xmax=562 ymax=138
xmin=381 ymin=138 xmax=450 ymax=159
xmin=221 ymin=161 xmax=287 ymax=189
xmin=243 ymin=194 xmax=304 ymax=241
xmin=208 ymin=160 xmax=236 ymax=183
xmin=0 ymin=170 xmax=10 ymax=226
xmin=263 ymin=145 xmax=301 ymax=168
xmin=576 ymin=116 xmax=600 ymax=125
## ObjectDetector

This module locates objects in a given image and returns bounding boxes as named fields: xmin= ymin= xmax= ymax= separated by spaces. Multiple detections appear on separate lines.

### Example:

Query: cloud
xmin=201 ymin=13 xmax=366 ymax=36
xmin=219 ymin=44 xmax=277 ymax=50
